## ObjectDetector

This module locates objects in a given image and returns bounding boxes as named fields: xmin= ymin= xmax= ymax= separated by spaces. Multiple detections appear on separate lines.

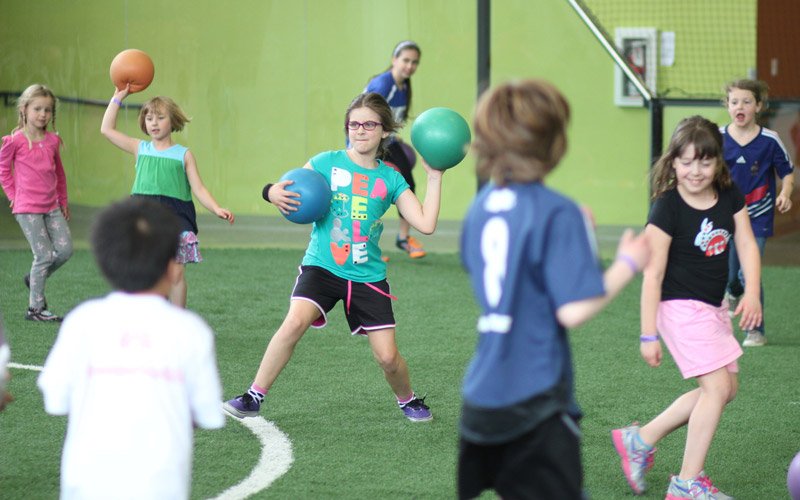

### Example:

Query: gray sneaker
xmin=742 ymin=331 xmax=766 ymax=347
xmin=664 ymin=473 xmax=733 ymax=500
xmin=698 ymin=472 xmax=734 ymax=500
xmin=611 ymin=423 xmax=656 ymax=494
xmin=723 ymin=291 xmax=739 ymax=318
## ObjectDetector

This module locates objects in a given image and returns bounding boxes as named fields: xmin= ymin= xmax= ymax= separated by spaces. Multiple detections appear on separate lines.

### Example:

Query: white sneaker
xmin=742 ymin=331 xmax=766 ymax=347
xmin=723 ymin=291 xmax=739 ymax=318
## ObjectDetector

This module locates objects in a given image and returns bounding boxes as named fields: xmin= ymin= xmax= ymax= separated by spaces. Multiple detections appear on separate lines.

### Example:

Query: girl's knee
xmin=373 ymin=348 xmax=403 ymax=372
xmin=277 ymin=314 xmax=314 ymax=343
xmin=726 ymin=375 xmax=738 ymax=403
xmin=56 ymin=244 xmax=74 ymax=264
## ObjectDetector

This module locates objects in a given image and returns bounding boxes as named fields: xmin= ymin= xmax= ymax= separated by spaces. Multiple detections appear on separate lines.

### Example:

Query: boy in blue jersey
xmin=458 ymin=80 xmax=651 ymax=500
xmin=721 ymin=79 xmax=794 ymax=347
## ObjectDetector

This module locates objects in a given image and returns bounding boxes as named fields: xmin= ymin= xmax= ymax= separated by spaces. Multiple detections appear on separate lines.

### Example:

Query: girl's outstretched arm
xmin=394 ymin=158 xmax=443 ymax=235
xmin=555 ymin=228 xmax=650 ymax=329
xmin=184 ymin=150 xmax=234 ymax=224
xmin=731 ymin=207 xmax=761 ymax=330
xmin=100 ymin=85 xmax=140 ymax=155
xmin=639 ymin=223 xmax=670 ymax=367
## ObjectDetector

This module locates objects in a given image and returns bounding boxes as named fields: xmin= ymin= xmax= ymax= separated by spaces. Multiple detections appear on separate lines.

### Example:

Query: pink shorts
xmin=657 ymin=300 xmax=742 ymax=379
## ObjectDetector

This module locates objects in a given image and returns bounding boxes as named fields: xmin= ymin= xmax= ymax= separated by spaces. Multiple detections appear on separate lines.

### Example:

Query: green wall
xmin=0 ymin=1 xmax=756 ymax=227
xmin=0 ymin=0 xmax=476 ymax=220
xmin=491 ymin=0 xmax=652 ymax=224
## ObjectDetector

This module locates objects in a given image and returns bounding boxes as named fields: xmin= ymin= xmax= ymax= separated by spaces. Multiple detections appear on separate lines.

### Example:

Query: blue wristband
xmin=640 ymin=334 xmax=659 ymax=342
xmin=112 ymin=98 xmax=123 ymax=106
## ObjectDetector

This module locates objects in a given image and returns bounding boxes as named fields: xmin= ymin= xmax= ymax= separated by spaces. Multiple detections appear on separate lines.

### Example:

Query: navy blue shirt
xmin=460 ymin=182 xmax=604 ymax=443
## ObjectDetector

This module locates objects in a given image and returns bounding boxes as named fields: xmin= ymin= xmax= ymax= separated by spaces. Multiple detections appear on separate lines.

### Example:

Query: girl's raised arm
xmin=100 ymin=85 xmax=140 ymax=155
xmin=394 ymin=158 xmax=443 ymax=235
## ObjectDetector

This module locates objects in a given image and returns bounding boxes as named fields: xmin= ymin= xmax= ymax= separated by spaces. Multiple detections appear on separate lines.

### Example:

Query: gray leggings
xmin=15 ymin=209 xmax=73 ymax=309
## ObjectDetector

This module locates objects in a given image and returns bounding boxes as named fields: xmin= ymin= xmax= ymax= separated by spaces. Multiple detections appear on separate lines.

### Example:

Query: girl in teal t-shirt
xmin=224 ymin=92 xmax=445 ymax=422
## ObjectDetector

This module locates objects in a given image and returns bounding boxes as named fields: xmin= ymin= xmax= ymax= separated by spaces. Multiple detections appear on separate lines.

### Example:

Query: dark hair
xmin=91 ymin=197 xmax=181 ymax=292
xmin=344 ymin=92 xmax=399 ymax=158
xmin=650 ymin=115 xmax=731 ymax=200
xmin=472 ymin=79 xmax=570 ymax=186
xmin=368 ymin=40 xmax=421 ymax=123
xmin=724 ymin=79 xmax=769 ymax=107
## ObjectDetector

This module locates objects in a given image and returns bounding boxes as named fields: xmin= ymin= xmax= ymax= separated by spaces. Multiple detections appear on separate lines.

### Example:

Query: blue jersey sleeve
xmin=365 ymin=73 xmax=393 ymax=98
xmin=540 ymin=205 xmax=605 ymax=309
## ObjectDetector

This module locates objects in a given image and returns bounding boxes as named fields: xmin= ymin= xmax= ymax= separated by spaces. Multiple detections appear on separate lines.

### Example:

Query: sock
xmin=248 ymin=384 xmax=267 ymax=403
xmin=635 ymin=432 xmax=654 ymax=451
xmin=397 ymin=393 xmax=415 ymax=406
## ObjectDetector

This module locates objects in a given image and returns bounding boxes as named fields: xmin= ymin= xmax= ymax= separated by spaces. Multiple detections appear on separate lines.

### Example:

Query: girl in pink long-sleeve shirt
xmin=0 ymin=84 xmax=73 ymax=321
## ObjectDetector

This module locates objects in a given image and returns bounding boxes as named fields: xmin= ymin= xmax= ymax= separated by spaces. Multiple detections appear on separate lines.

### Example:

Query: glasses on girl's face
xmin=346 ymin=121 xmax=381 ymax=131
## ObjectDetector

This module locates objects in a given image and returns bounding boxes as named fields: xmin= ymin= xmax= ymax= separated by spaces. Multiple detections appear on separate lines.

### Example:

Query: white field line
xmin=9 ymin=362 xmax=293 ymax=499
xmin=209 ymin=414 xmax=294 ymax=500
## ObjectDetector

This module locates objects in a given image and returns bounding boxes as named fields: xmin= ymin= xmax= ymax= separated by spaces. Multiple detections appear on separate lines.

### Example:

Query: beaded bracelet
xmin=640 ymin=334 xmax=659 ymax=342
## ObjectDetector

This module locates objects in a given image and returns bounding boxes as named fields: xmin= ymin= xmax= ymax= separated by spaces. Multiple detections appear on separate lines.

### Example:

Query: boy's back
xmin=37 ymin=197 xmax=224 ymax=500
xmin=39 ymin=292 xmax=223 ymax=500
xmin=460 ymin=182 xmax=604 ymax=413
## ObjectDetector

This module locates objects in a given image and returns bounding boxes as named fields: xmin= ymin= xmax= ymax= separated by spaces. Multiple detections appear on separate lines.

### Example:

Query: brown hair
xmin=138 ymin=96 xmax=190 ymax=135
xmin=367 ymin=41 xmax=421 ymax=123
xmin=650 ymin=115 xmax=731 ymax=200
xmin=344 ymin=92 xmax=399 ymax=158
xmin=724 ymin=79 xmax=769 ymax=108
xmin=14 ymin=84 xmax=60 ymax=149
xmin=472 ymin=79 xmax=570 ymax=186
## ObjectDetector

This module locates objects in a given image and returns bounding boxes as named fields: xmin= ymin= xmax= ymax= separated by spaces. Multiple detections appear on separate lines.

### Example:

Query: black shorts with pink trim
xmin=291 ymin=265 xmax=397 ymax=335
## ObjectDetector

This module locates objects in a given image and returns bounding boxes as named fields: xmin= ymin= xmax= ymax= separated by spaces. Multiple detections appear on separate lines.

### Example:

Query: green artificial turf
xmin=1 ymin=248 xmax=797 ymax=499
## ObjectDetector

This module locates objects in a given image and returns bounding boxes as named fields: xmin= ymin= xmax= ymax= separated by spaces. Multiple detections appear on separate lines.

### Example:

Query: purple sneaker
xmin=400 ymin=395 xmax=432 ymax=422
xmin=223 ymin=393 xmax=260 ymax=418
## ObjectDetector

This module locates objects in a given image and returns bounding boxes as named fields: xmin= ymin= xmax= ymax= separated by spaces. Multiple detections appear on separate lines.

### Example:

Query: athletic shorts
xmin=458 ymin=413 xmax=585 ymax=500
xmin=291 ymin=265 xmax=396 ymax=335
xmin=383 ymin=141 xmax=415 ymax=192
xmin=657 ymin=299 xmax=742 ymax=379
xmin=176 ymin=231 xmax=202 ymax=264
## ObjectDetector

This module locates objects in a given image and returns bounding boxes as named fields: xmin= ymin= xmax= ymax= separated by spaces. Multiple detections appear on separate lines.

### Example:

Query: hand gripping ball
xmin=410 ymin=107 xmax=471 ymax=170
xmin=278 ymin=168 xmax=332 ymax=224
xmin=110 ymin=49 xmax=155 ymax=93
xmin=789 ymin=450 xmax=800 ymax=500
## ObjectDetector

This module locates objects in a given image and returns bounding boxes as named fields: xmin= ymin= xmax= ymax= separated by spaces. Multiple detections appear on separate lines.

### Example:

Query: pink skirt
xmin=657 ymin=299 xmax=742 ymax=379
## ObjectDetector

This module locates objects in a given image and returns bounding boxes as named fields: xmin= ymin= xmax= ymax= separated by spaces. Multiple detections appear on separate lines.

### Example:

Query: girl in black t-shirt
xmin=611 ymin=116 xmax=762 ymax=499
